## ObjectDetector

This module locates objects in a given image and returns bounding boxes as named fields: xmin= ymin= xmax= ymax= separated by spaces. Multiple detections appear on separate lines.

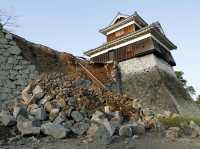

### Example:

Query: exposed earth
xmin=0 ymin=132 xmax=200 ymax=149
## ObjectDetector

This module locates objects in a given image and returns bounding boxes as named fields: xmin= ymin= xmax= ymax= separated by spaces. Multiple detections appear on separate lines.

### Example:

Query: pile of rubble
xmin=0 ymin=72 xmax=157 ymax=144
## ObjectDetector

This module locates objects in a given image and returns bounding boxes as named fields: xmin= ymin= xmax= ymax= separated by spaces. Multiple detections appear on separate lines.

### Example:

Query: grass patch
xmin=159 ymin=117 xmax=200 ymax=127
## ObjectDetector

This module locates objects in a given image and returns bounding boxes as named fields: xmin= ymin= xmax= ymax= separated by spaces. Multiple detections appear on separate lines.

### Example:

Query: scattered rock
xmin=53 ymin=112 xmax=67 ymax=124
xmin=13 ymin=106 xmax=28 ymax=118
xmin=32 ymin=85 xmax=45 ymax=100
xmin=71 ymin=122 xmax=90 ymax=135
xmin=189 ymin=121 xmax=200 ymax=138
xmin=17 ymin=115 xmax=41 ymax=136
xmin=132 ymin=123 xmax=145 ymax=135
xmin=63 ymin=120 xmax=74 ymax=129
xmin=119 ymin=125 xmax=133 ymax=137
xmin=0 ymin=111 xmax=16 ymax=126
xmin=44 ymin=101 xmax=52 ymax=113
xmin=39 ymin=95 xmax=52 ymax=105
xmin=30 ymin=107 xmax=47 ymax=121
xmin=71 ymin=111 xmax=83 ymax=122
xmin=165 ymin=127 xmax=181 ymax=141
xmin=21 ymin=84 xmax=32 ymax=104
xmin=49 ymin=108 xmax=60 ymax=121
xmin=180 ymin=122 xmax=192 ymax=136
xmin=87 ymin=123 xmax=112 ymax=145
xmin=67 ymin=97 xmax=76 ymax=106
xmin=41 ymin=122 xmax=69 ymax=139
xmin=91 ymin=111 xmax=115 ymax=136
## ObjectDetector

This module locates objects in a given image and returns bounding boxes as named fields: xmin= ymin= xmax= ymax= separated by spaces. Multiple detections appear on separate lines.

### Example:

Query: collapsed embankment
xmin=0 ymin=28 xmax=114 ymax=109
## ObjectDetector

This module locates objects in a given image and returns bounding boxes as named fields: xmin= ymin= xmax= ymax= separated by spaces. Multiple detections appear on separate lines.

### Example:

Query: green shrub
xmin=159 ymin=117 xmax=200 ymax=127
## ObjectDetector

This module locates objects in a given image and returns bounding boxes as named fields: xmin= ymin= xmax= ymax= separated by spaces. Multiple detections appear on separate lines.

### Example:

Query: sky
xmin=1 ymin=0 xmax=200 ymax=96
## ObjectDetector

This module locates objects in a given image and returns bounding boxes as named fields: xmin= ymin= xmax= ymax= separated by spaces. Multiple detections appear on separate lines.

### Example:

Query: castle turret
xmin=84 ymin=12 xmax=200 ymax=117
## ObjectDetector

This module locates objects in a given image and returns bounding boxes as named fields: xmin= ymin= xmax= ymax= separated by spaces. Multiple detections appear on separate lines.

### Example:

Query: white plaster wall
xmin=118 ymin=54 xmax=176 ymax=80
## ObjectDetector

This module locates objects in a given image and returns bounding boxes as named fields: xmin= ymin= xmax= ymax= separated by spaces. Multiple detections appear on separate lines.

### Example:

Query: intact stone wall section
xmin=0 ymin=29 xmax=38 ymax=104
xmin=118 ymin=54 xmax=200 ymax=116
xmin=118 ymin=54 xmax=176 ymax=81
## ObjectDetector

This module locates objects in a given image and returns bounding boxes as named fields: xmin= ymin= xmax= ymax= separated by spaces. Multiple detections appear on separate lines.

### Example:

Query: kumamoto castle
xmin=0 ymin=11 xmax=200 ymax=118
xmin=84 ymin=12 xmax=200 ymax=116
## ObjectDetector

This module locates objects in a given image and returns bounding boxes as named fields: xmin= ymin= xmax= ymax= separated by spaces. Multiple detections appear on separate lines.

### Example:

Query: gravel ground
xmin=1 ymin=133 xmax=200 ymax=149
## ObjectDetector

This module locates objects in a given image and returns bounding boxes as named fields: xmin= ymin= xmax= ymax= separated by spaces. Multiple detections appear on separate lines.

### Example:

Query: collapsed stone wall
xmin=118 ymin=54 xmax=200 ymax=117
xmin=0 ymin=28 xmax=77 ymax=107
xmin=0 ymin=29 xmax=38 ymax=104
xmin=0 ymin=27 xmax=114 ymax=108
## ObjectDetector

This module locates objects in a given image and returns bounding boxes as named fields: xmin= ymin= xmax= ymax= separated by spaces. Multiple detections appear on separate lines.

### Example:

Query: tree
xmin=175 ymin=71 xmax=196 ymax=96
xmin=196 ymin=95 xmax=200 ymax=108
xmin=0 ymin=9 xmax=18 ymax=29
xmin=196 ymin=95 xmax=200 ymax=104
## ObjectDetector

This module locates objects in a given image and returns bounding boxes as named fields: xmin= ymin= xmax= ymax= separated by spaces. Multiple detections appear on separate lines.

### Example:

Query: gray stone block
xmin=71 ymin=122 xmax=90 ymax=136
xmin=5 ymin=33 xmax=13 ymax=40
xmin=71 ymin=111 xmax=83 ymax=122
xmin=119 ymin=125 xmax=133 ymax=137
xmin=0 ymin=111 xmax=16 ymax=126
xmin=0 ymin=38 xmax=8 ymax=44
xmin=41 ymin=122 xmax=69 ymax=139
xmin=8 ymin=46 xmax=21 ymax=55
xmin=17 ymin=115 xmax=41 ymax=136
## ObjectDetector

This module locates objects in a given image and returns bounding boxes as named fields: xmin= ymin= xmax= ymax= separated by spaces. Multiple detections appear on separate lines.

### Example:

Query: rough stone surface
xmin=165 ymin=127 xmax=181 ymax=141
xmin=53 ymin=112 xmax=67 ymax=124
xmin=49 ymin=108 xmax=60 ymax=121
xmin=17 ymin=115 xmax=41 ymax=136
xmin=0 ymin=111 xmax=16 ymax=126
xmin=13 ymin=106 xmax=27 ymax=118
xmin=30 ymin=107 xmax=47 ymax=121
xmin=32 ymin=85 xmax=45 ymax=100
xmin=0 ymin=30 xmax=38 ymax=107
xmin=91 ymin=111 xmax=115 ymax=136
xmin=71 ymin=122 xmax=90 ymax=135
xmin=132 ymin=123 xmax=145 ymax=135
xmin=190 ymin=121 xmax=200 ymax=138
xmin=41 ymin=122 xmax=69 ymax=139
xmin=87 ymin=123 xmax=112 ymax=145
xmin=119 ymin=125 xmax=133 ymax=137
xmin=71 ymin=111 xmax=83 ymax=122
xmin=119 ymin=55 xmax=200 ymax=116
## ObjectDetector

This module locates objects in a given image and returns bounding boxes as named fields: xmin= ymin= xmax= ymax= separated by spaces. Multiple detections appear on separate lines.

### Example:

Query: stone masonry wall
xmin=118 ymin=54 xmax=200 ymax=116
xmin=118 ymin=54 xmax=176 ymax=80
xmin=0 ymin=29 xmax=38 ymax=104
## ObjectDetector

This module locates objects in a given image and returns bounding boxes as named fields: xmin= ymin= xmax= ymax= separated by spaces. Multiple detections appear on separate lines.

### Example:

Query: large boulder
xmin=190 ymin=121 xmax=200 ymax=138
xmin=63 ymin=120 xmax=74 ymax=129
xmin=87 ymin=123 xmax=112 ymax=145
xmin=41 ymin=122 xmax=69 ymax=139
xmin=91 ymin=111 xmax=115 ymax=136
xmin=13 ymin=106 xmax=28 ymax=119
xmin=21 ymin=84 xmax=32 ymax=104
xmin=165 ymin=127 xmax=181 ymax=141
xmin=53 ymin=112 xmax=67 ymax=124
xmin=39 ymin=95 xmax=52 ymax=105
xmin=119 ymin=125 xmax=133 ymax=137
xmin=32 ymin=85 xmax=45 ymax=100
xmin=71 ymin=122 xmax=90 ymax=135
xmin=132 ymin=122 xmax=145 ymax=135
xmin=30 ymin=107 xmax=47 ymax=121
xmin=17 ymin=115 xmax=41 ymax=136
xmin=49 ymin=108 xmax=60 ymax=121
xmin=71 ymin=111 xmax=83 ymax=122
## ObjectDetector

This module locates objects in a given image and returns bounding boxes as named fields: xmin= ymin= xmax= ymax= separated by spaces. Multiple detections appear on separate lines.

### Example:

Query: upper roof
xmin=110 ymin=12 xmax=130 ymax=25
xmin=99 ymin=11 xmax=148 ymax=35
xmin=84 ymin=23 xmax=177 ymax=57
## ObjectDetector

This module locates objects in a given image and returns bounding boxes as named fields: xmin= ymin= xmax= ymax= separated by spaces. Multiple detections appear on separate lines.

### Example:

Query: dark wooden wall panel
xmin=91 ymin=38 xmax=156 ymax=63
xmin=107 ymin=25 xmax=134 ymax=42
